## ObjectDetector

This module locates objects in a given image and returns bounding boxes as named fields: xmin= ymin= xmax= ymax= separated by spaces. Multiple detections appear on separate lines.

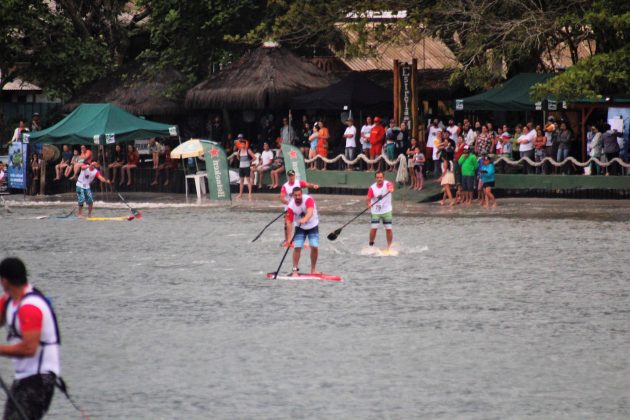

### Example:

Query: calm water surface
xmin=0 ymin=204 xmax=628 ymax=419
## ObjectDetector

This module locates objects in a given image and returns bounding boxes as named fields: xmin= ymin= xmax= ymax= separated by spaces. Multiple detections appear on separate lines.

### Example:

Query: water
xmin=0 ymin=203 xmax=629 ymax=419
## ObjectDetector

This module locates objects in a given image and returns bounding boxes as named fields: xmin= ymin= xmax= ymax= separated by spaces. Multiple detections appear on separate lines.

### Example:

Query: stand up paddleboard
xmin=54 ymin=215 xmax=135 ymax=221
xmin=266 ymin=272 xmax=343 ymax=282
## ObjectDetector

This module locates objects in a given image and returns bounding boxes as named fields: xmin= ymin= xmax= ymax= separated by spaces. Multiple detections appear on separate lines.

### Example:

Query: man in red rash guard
xmin=0 ymin=257 xmax=61 ymax=420
xmin=279 ymin=170 xmax=319 ymax=247
xmin=286 ymin=188 xmax=320 ymax=276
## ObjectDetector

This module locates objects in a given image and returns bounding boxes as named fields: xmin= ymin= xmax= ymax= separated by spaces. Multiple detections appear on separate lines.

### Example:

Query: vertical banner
xmin=204 ymin=142 xmax=231 ymax=201
xmin=399 ymin=62 xmax=413 ymax=130
xmin=281 ymin=143 xmax=308 ymax=193
xmin=7 ymin=142 xmax=27 ymax=190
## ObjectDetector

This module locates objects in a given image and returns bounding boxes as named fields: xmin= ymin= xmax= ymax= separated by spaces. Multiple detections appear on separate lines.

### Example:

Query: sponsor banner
xmin=399 ymin=63 xmax=413 ymax=129
xmin=281 ymin=143 xmax=308 ymax=193
xmin=204 ymin=143 xmax=231 ymax=201
xmin=7 ymin=142 xmax=27 ymax=190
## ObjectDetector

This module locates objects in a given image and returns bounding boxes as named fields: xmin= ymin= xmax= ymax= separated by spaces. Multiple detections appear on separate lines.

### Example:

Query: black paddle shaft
xmin=252 ymin=211 xmax=286 ymax=242
xmin=116 ymin=192 xmax=141 ymax=217
xmin=328 ymin=190 xmax=391 ymax=240
xmin=0 ymin=374 xmax=29 ymax=420
xmin=272 ymin=224 xmax=300 ymax=279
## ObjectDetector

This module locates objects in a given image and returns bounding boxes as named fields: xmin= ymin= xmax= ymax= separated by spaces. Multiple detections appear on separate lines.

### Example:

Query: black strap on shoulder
xmin=54 ymin=376 xmax=90 ymax=419
xmin=6 ymin=288 xmax=61 ymax=345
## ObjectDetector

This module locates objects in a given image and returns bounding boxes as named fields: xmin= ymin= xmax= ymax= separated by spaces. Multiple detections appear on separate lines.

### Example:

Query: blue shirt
xmin=479 ymin=162 xmax=495 ymax=183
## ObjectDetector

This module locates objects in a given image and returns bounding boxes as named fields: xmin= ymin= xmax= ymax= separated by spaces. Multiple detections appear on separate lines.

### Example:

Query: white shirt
xmin=287 ymin=194 xmax=319 ymax=230
xmin=446 ymin=125 xmax=459 ymax=141
xmin=260 ymin=150 xmax=274 ymax=166
xmin=518 ymin=134 xmax=533 ymax=152
xmin=432 ymin=136 xmax=442 ymax=160
xmin=76 ymin=167 xmax=100 ymax=189
xmin=464 ymin=129 xmax=476 ymax=146
xmin=360 ymin=124 xmax=373 ymax=148
xmin=427 ymin=126 xmax=440 ymax=146
xmin=368 ymin=181 xmax=393 ymax=215
xmin=344 ymin=126 xmax=357 ymax=148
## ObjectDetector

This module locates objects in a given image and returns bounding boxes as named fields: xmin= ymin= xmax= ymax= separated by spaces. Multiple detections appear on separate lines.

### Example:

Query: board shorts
xmin=371 ymin=211 xmax=393 ymax=229
xmin=462 ymin=175 xmax=475 ymax=192
xmin=293 ymin=225 xmax=319 ymax=248
xmin=76 ymin=186 xmax=94 ymax=205
xmin=483 ymin=181 xmax=495 ymax=188
xmin=310 ymin=140 xmax=318 ymax=150
xmin=239 ymin=167 xmax=251 ymax=177
xmin=370 ymin=145 xmax=382 ymax=159
xmin=4 ymin=373 xmax=56 ymax=420
xmin=414 ymin=165 xmax=423 ymax=173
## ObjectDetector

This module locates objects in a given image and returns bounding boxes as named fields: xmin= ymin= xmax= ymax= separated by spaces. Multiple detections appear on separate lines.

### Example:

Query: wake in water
xmin=357 ymin=244 xmax=428 ymax=257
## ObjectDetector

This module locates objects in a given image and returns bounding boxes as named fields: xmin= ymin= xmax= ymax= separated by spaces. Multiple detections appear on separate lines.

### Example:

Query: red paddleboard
xmin=266 ymin=272 xmax=343 ymax=282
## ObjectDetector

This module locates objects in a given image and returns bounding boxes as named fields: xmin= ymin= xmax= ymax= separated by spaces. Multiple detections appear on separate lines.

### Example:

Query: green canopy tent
xmin=455 ymin=73 xmax=555 ymax=111
xmin=29 ymin=103 xmax=178 ymax=145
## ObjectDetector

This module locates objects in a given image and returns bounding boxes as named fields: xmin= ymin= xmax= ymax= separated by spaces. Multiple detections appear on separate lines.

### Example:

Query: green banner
xmin=203 ymin=142 xmax=231 ymax=201
xmin=281 ymin=143 xmax=308 ymax=193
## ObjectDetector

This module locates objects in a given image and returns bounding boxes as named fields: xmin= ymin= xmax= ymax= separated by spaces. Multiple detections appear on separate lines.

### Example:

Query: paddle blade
xmin=131 ymin=210 xmax=142 ymax=219
xmin=327 ymin=229 xmax=342 ymax=241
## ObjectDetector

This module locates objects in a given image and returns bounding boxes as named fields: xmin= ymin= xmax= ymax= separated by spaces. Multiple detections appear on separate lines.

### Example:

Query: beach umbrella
xmin=170 ymin=139 xmax=207 ymax=159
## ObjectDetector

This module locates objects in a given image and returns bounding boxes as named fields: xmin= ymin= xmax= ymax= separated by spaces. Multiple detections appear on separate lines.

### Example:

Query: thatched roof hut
xmin=185 ymin=45 xmax=337 ymax=110
xmin=65 ymin=67 xmax=185 ymax=116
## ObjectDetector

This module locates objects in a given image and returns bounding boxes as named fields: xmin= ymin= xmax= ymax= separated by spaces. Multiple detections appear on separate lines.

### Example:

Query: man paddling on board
xmin=367 ymin=171 xmax=395 ymax=250
xmin=76 ymin=161 xmax=111 ymax=218
xmin=287 ymin=187 xmax=320 ymax=276
xmin=280 ymin=170 xmax=319 ymax=247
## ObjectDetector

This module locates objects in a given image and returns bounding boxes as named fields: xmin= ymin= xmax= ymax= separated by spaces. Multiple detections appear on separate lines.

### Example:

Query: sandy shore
xmin=2 ymin=191 xmax=629 ymax=221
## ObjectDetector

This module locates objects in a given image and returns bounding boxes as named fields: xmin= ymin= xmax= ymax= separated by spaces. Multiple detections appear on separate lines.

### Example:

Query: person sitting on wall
xmin=53 ymin=145 xmax=73 ymax=181
xmin=119 ymin=144 xmax=139 ymax=187
xmin=158 ymin=144 xmax=179 ymax=187
xmin=69 ymin=145 xmax=93 ymax=180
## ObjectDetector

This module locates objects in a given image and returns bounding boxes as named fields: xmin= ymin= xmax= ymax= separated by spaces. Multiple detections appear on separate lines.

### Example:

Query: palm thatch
xmin=185 ymin=46 xmax=337 ymax=110
xmin=65 ymin=67 xmax=185 ymax=116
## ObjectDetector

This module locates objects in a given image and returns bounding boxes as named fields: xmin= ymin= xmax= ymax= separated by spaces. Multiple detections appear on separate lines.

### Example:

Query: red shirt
xmin=127 ymin=151 xmax=140 ymax=166
xmin=0 ymin=293 xmax=43 ymax=333
xmin=369 ymin=125 xmax=385 ymax=146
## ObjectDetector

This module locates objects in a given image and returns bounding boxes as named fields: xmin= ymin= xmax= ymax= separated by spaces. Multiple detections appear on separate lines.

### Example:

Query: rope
xmin=493 ymin=155 xmax=630 ymax=168
xmin=305 ymin=153 xmax=408 ymax=183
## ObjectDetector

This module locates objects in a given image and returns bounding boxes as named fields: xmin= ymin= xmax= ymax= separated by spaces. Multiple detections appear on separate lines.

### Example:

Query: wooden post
xmin=393 ymin=60 xmax=400 ymax=123
xmin=411 ymin=58 xmax=418 ymax=137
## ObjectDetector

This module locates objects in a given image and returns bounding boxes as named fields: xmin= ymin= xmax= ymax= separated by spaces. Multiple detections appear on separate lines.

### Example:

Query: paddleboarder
xmin=287 ymin=188 xmax=320 ymax=276
xmin=76 ymin=161 xmax=112 ymax=218
xmin=0 ymin=257 xmax=61 ymax=420
xmin=367 ymin=171 xmax=395 ymax=250
xmin=280 ymin=170 xmax=319 ymax=247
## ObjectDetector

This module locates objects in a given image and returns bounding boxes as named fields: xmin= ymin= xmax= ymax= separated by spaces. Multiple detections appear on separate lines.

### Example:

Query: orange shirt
xmin=317 ymin=128 xmax=329 ymax=156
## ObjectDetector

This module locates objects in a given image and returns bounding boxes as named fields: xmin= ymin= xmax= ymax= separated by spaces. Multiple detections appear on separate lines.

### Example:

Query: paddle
xmin=327 ymin=190 xmax=391 ymax=241
xmin=116 ymin=192 xmax=142 ymax=219
xmin=251 ymin=211 xmax=286 ymax=243
xmin=56 ymin=206 xmax=77 ymax=218
xmin=0 ymin=195 xmax=12 ymax=213
xmin=271 ymin=224 xmax=300 ymax=279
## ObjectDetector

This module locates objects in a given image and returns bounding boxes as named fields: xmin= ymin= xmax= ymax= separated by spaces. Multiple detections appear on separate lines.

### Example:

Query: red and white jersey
xmin=281 ymin=179 xmax=307 ymax=203
xmin=76 ymin=167 xmax=100 ymax=189
xmin=368 ymin=181 xmax=394 ymax=215
xmin=1 ymin=286 xmax=60 ymax=380
xmin=287 ymin=193 xmax=319 ymax=230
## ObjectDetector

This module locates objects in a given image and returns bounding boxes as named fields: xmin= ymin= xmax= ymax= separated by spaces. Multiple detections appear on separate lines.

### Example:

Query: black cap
xmin=287 ymin=170 xmax=296 ymax=176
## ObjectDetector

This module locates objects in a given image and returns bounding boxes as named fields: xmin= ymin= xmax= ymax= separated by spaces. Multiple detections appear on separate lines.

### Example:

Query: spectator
xmin=475 ymin=125 xmax=493 ymax=156
xmin=412 ymin=146 xmax=425 ymax=190
xmin=158 ymin=145 xmax=178 ymax=186
xmin=458 ymin=146 xmax=478 ymax=205
xmin=426 ymin=119 xmax=441 ymax=174
xmin=316 ymin=119 xmax=330 ymax=170
xmin=64 ymin=149 xmax=80 ymax=178
xmin=385 ymin=119 xmax=398 ymax=170
xmin=54 ymin=145 xmax=73 ymax=181
xmin=108 ymin=144 xmax=125 ymax=185
xmin=369 ymin=117 xmax=385 ymax=171
xmin=431 ymin=128 xmax=443 ymax=178
xmin=406 ymin=138 xmax=418 ymax=186
xmin=533 ymin=128 xmax=547 ymax=174
xmin=555 ymin=122 xmax=573 ymax=174
xmin=397 ymin=121 xmax=409 ymax=156
xmin=208 ymin=116 xmax=223 ymax=144
xmin=11 ymin=120 xmax=28 ymax=143
xmin=438 ymin=154 xmax=455 ymax=207
xmin=343 ymin=118 xmax=357 ymax=170
xmin=30 ymin=113 xmax=42 ymax=132
xmin=69 ymin=145 xmax=93 ymax=180
xmin=453 ymin=135 xmax=466 ymax=201
xmin=463 ymin=119 xmax=476 ymax=146
xmin=269 ymin=149 xmax=285 ymax=189
xmin=120 ymin=144 xmax=139 ymax=186
xmin=360 ymin=117 xmax=373 ymax=168
xmin=149 ymin=138 xmax=162 ymax=186
xmin=602 ymin=123 xmax=621 ymax=175
xmin=255 ymin=142 xmax=274 ymax=188
xmin=518 ymin=126 xmax=534 ymax=174
xmin=28 ymin=152 xmax=43 ymax=195
xmin=479 ymin=154 xmax=497 ymax=208
xmin=511 ymin=124 xmax=522 ymax=161
xmin=299 ymin=121 xmax=311 ymax=157
xmin=0 ymin=161 xmax=6 ymax=192
xmin=280 ymin=116 xmax=297 ymax=145
xmin=587 ymin=125 xmax=603 ymax=175
xmin=234 ymin=139 xmax=256 ymax=200
xmin=496 ymin=132 xmax=512 ymax=173
xmin=446 ymin=119 xmax=459 ymax=143
xmin=307 ymin=123 xmax=319 ymax=170
xmin=544 ymin=117 xmax=557 ymax=173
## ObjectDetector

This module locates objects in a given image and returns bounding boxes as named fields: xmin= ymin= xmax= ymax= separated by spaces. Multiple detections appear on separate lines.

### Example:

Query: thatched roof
xmin=65 ymin=67 xmax=185 ymax=116
xmin=185 ymin=46 xmax=337 ymax=110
